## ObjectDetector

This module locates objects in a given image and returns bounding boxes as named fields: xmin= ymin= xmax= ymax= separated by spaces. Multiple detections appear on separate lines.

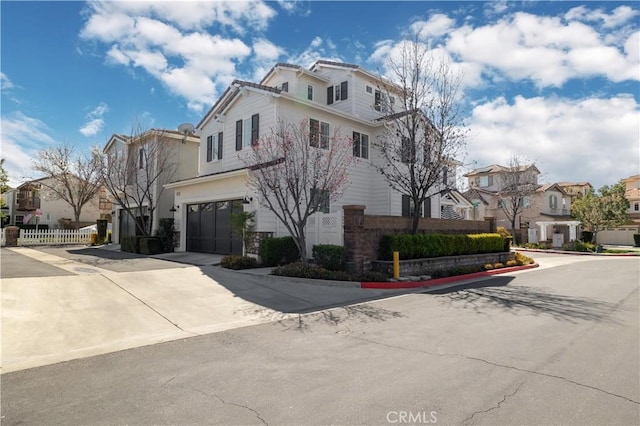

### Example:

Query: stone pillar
xmin=4 ymin=226 xmax=19 ymax=247
xmin=342 ymin=205 xmax=366 ymax=274
xmin=484 ymin=216 xmax=496 ymax=233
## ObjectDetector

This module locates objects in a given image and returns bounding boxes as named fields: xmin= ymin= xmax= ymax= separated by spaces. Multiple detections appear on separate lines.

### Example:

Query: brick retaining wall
xmin=343 ymin=205 xmax=495 ymax=273
xmin=372 ymin=252 xmax=514 ymax=277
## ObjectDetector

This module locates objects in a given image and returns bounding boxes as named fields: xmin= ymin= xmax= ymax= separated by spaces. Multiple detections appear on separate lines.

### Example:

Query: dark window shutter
xmin=236 ymin=120 xmax=242 ymax=151
xmin=206 ymin=135 xmax=213 ymax=162
xmin=340 ymin=81 xmax=348 ymax=100
xmin=217 ymin=132 xmax=223 ymax=160
xmin=424 ymin=197 xmax=431 ymax=218
xmin=327 ymin=86 xmax=333 ymax=105
xmin=251 ymin=114 xmax=259 ymax=146
xmin=402 ymin=195 xmax=410 ymax=217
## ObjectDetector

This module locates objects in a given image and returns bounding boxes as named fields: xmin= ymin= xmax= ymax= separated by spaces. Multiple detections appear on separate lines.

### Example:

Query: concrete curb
xmin=361 ymin=262 xmax=539 ymax=289
xmin=514 ymin=248 xmax=640 ymax=257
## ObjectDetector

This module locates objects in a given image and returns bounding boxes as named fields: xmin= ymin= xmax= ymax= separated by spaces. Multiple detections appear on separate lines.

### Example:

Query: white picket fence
xmin=18 ymin=228 xmax=94 ymax=246
xmin=305 ymin=211 xmax=343 ymax=256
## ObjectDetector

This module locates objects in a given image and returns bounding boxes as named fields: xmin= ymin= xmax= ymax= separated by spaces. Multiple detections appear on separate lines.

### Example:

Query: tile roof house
xmin=621 ymin=174 xmax=640 ymax=223
xmin=463 ymin=164 xmax=585 ymax=244
xmin=165 ymin=60 xmax=468 ymax=256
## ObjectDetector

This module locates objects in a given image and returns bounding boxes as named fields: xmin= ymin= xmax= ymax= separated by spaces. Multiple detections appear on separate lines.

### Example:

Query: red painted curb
xmin=361 ymin=262 xmax=539 ymax=289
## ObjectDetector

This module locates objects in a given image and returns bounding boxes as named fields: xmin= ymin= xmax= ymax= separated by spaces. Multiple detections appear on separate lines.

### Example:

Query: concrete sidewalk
xmin=1 ymin=246 xmax=409 ymax=373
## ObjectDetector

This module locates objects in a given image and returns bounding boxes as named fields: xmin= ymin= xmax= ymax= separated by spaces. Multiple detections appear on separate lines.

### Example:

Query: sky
xmin=1 ymin=0 xmax=638 ymax=190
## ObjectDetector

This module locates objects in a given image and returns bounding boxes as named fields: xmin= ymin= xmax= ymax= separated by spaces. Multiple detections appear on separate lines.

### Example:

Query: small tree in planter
xmin=230 ymin=211 xmax=256 ymax=256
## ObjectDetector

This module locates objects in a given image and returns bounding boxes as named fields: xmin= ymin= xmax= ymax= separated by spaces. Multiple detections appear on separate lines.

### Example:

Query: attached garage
xmin=186 ymin=199 xmax=243 ymax=254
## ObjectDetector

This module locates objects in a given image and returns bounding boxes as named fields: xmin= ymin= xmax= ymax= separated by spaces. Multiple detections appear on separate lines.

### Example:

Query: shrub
xmin=379 ymin=233 xmax=503 ymax=260
xmin=155 ymin=218 xmax=176 ymax=253
xmin=515 ymin=251 xmax=534 ymax=265
xmin=359 ymin=271 xmax=389 ymax=282
xmin=90 ymin=233 xmax=98 ymax=245
xmin=496 ymin=226 xmax=511 ymax=238
xmin=271 ymin=262 xmax=358 ymax=281
xmin=106 ymin=231 xmax=112 ymax=244
xmin=564 ymin=241 xmax=596 ymax=252
xmin=221 ymin=255 xmax=258 ymax=270
xmin=121 ymin=236 xmax=142 ymax=253
xmin=581 ymin=231 xmax=594 ymax=243
xmin=312 ymin=244 xmax=346 ymax=271
xmin=484 ymin=263 xmax=494 ymax=270
xmin=634 ymin=234 xmax=640 ymax=247
xmin=260 ymin=236 xmax=300 ymax=266
xmin=506 ymin=260 xmax=517 ymax=267
xmin=494 ymin=262 xmax=505 ymax=269
xmin=139 ymin=237 xmax=163 ymax=255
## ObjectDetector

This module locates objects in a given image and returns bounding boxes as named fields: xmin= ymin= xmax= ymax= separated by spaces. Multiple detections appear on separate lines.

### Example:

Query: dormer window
xmin=327 ymin=81 xmax=348 ymax=105
xmin=277 ymin=82 xmax=288 ymax=92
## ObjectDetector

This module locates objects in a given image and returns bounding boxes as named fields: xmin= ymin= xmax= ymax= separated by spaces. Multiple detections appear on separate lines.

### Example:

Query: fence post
xmin=4 ymin=226 xmax=19 ymax=247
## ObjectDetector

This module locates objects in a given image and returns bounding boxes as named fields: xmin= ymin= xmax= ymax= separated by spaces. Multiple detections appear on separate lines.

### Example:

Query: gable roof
xmin=103 ymin=129 xmax=199 ymax=153
xmin=465 ymin=164 xmax=541 ymax=177
xmin=462 ymin=187 xmax=491 ymax=205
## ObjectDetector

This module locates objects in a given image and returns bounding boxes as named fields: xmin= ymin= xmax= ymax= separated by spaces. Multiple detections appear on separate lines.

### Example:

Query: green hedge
xmin=121 ymin=236 xmax=143 ymax=253
xmin=260 ymin=236 xmax=300 ymax=266
xmin=221 ymin=255 xmax=258 ymax=270
xmin=312 ymin=244 xmax=346 ymax=271
xmin=139 ymin=237 xmax=163 ymax=255
xmin=379 ymin=233 xmax=504 ymax=260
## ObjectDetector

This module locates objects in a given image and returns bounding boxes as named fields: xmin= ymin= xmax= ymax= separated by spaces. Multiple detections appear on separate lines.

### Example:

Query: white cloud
xmin=467 ymin=95 xmax=640 ymax=189
xmin=1 ymin=72 xmax=14 ymax=92
xmin=287 ymin=36 xmax=342 ymax=68
xmin=399 ymin=8 xmax=640 ymax=89
xmin=0 ymin=112 xmax=55 ymax=186
xmin=80 ymin=0 xmax=275 ymax=112
xmin=79 ymin=103 xmax=109 ymax=137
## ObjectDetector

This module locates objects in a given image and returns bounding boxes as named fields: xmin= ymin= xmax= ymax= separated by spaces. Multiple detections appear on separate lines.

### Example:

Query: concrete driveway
xmin=1 ymin=246 xmax=409 ymax=373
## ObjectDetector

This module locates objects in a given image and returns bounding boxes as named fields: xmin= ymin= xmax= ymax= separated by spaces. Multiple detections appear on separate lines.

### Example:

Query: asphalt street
xmin=2 ymin=252 xmax=638 ymax=425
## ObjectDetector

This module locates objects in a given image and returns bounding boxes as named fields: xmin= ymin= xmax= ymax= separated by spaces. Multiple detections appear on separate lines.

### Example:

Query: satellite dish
xmin=177 ymin=122 xmax=195 ymax=135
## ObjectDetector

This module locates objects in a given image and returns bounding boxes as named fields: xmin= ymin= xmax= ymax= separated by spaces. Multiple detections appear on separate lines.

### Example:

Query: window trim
xmin=307 ymin=84 xmax=314 ymax=101
xmin=310 ymin=118 xmax=330 ymax=149
xmin=352 ymin=131 xmax=369 ymax=159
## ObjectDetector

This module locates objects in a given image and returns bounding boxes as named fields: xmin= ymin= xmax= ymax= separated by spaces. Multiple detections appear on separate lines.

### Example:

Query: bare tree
xmin=372 ymin=39 xmax=467 ymax=234
xmin=32 ymin=143 xmax=103 ymax=229
xmin=241 ymin=119 xmax=356 ymax=264
xmin=99 ymin=124 xmax=177 ymax=236
xmin=496 ymin=156 xmax=539 ymax=244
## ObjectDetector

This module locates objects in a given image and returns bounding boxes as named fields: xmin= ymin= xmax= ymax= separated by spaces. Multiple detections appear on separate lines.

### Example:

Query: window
xmin=549 ymin=195 xmax=558 ymax=209
xmin=374 ymin=90 xmax=394 ymax=112
xmin=442 ymin=167 xmax=448 ymax=185
xmin=15 ymin=215 xmax=24 ymax=226
xmin=279 ymin=82 xmax=288 ymax=92
xmin=366 ymin=85 xmax=373 ymax=94
xmin=311 ymin=188 xmax=330 ymax=213
xmin=401 ymin=195 xmax=427 ymax=218
xmin=138 ymin=147 xmax=145 ymax=169
xmin=207 ymin=132 xmax=224 ymax=162
xmin=479 ymin=175 xmax=493 ymax=187
xmin=352 ymin=131 xmax=369 ymax=159
xmin=236 ymin=114 xmax=259 ymax=151
xmin=307 ymin=84 xmax=313 ymax=101
xmin=497 ymin=199 xmax=505 ymax=209
xmin=310 ymin=119 xmax=330 ymax=149
xmin=327 ymin=81 xmax=348 ymax=105
xmin=633 ymin=202 xmax=639 ymax=211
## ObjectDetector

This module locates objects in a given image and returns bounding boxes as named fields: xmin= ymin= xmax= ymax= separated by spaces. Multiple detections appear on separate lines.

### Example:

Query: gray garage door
xmin=186 ymin=200 xmax=243 ymax=254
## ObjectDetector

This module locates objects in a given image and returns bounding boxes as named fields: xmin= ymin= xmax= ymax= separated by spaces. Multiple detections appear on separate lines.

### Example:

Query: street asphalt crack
xmin=349 ymin=335 xmax=640 ymax=406
xmin=101 ymin=274 xmax=199 ymax=337
xmin=461 ymin=382 xmax=524 ymax=425
xmin=177 ymin=384 xmax=268 ymax=425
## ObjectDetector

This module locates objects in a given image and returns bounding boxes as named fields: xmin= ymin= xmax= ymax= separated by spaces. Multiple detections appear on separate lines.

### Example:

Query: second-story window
xmin=279 ymin=82 xmax=288 ymax=92
xmin=307 ymin=84 xmax=313 ymax=101
xmin=236 ymin=114 xmax=259 ymax=151
xmin=310 ymin=119 xmax=330 ymax=149
xmin=138 ymin=148 xmax=145 ymax=169
xmin=352 ymin=131 xmax=369 ymax=159
xmin=549 ymin=194 xmax=558 ymax=209
xmin=206 ymin=132 xmax=223 ymax=162
xmin=479 ymin=175 xmax=493 ymax=187
xmin=327 ymin=81 xmax=348 ymax=105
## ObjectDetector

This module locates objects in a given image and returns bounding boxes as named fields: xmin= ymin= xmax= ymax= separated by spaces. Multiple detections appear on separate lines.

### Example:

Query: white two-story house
xmin=104 ymin=129 xmax=199 ymax=243
xmin=166 ymin=60 xmax=465 ymax=255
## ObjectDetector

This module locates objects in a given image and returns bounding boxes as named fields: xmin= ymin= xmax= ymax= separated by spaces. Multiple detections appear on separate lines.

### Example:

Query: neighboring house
xmin=622 ymin=174 xmax=640 ymax=223
xmin=464 ymin=164 xmax=583 ymax=244
xmin=1 ymin=188 xmax=16 ymax=227
xmin=104 ymin=129 xmax=199 ymax=243
xmin=166 ymin=60 xmax=464 ymax=255
xmin=556 ymin=182 xmax=593 ymax=198
xmin=2 ymin=177 xmax=102 ymax=228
